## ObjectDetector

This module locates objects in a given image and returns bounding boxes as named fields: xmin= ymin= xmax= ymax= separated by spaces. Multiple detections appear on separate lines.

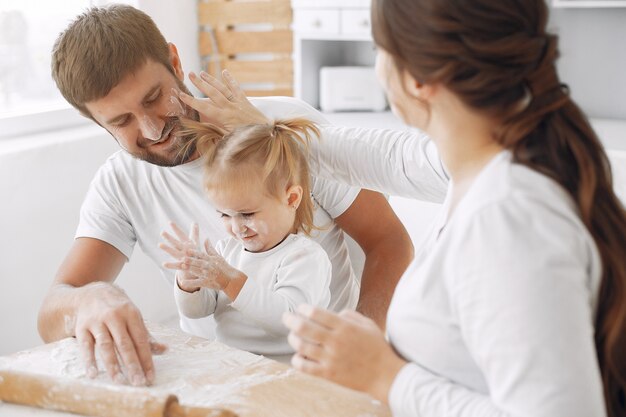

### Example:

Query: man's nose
xmin=139 ymin=115 xmax=164 ymax=141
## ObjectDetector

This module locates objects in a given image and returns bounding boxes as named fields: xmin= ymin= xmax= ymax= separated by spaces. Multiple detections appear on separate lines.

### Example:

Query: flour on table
xmin=0 ymin=323 xmax=389 ymax=417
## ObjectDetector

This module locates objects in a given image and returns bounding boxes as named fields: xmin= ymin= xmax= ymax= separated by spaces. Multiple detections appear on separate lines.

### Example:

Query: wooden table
xmin=0 ymin=323 xmax=390 ymax=417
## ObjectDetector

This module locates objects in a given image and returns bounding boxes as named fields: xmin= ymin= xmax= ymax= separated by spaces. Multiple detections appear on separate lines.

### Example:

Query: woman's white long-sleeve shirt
xmin=255 ymin=98 xmax=605 ymax=415
xmin=384 ymin=151 xmax=605 ymax=417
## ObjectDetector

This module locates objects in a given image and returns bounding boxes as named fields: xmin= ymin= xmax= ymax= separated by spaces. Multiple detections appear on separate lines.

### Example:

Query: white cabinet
xmin=293 ymin=9 xmax=340 ymax=34
xmin=291 ymin=0 xmax=377 ymax=108
xmin=341 ymin=9 xmax=372 ymax=35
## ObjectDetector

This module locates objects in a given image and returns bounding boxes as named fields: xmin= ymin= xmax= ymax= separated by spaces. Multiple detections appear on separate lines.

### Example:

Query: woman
xmin=278 ymin=1 xmax=625 ymax=416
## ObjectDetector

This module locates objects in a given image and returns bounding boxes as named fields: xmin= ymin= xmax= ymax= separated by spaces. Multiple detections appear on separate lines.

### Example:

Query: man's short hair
xmin=51 ymin=4 xmax=174 ymax=119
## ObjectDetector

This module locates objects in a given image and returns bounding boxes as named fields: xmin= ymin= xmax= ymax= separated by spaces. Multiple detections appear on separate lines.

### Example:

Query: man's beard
xmin=128 ymin=80 xmax=200 ymax=167
xmin=133 ymin=113 xmax=198 ymax=167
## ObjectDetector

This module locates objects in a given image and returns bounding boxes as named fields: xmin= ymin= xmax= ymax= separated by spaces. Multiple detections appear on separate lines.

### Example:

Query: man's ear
xmin=168 ymin=43 xmax=184 ymax=81
xmin=286 ymin=185 xmax=304 ymax=210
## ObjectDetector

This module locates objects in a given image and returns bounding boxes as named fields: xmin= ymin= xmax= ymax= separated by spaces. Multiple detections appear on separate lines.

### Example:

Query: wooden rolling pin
xmin=0 ymin=369 xmax=236 ymax=417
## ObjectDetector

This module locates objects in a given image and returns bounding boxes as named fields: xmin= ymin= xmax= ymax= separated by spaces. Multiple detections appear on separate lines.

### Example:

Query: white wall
xmin=549 ymin=6 xmax=626 ymax=119
xmin=139 ymin=0 xmax=202 ymax=96
xmin=0 ymin=127 xmax=178 ymax=355
xmin=0 ymin=0 xmax=199 ymax=356
xmin=0 ymin=131 xmax=160 ymax=354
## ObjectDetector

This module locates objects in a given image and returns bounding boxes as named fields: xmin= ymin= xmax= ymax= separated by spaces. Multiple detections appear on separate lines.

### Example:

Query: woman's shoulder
xmin=446 ymin=154 xmax=600 ymax=284
xmin=460 ymin=151 xmax=578 ymax=226
xmin=449 ymin=152 xmax=597 ymax=263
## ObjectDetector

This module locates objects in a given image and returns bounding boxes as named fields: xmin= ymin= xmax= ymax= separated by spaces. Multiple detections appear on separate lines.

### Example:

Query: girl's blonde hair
xmin=181 ymin=119 xmax=320 ymax=236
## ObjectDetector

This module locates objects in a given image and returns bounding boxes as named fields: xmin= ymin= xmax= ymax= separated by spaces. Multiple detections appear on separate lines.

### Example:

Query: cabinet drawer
xmin=341 ymin=9 xmax=371 ymax=35
xmin=293 ymin=9 xmax=340 ymax=34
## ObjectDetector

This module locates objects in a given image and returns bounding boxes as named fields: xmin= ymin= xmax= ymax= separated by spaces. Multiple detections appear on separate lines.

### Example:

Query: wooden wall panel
xmin=198 ymin=0 xmax=294 ymax=97
xmin=198 ymin=0 xmax=291 ymax=27
xmin=207 ymin=59 xmax=293 ymax=84
xmin=199 ymin=30 xmax=292 ymax=55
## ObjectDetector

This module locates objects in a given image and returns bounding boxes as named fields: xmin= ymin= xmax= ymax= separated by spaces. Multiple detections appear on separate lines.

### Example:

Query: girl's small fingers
xmin=161 ymin=232 xmax=184 ymax=251
xmin=163 ymin=261 xmax=185 ymax=270
xmin=188 ymin=222 xmax=199 ymax=246
xmin=158 ymin=243 xmax=184 ymax=260
xmin=204 ymin=239 xmax=218 ymax=256
xmin=187 ymin=264 xmax=213 ymax=279
xmin=183 ymin=255 xmax=210 ymax=268
xmin=185 ymin=248 xmax=210 ymax=260
xmin=169 ymin=222 xmax=191 ymax=243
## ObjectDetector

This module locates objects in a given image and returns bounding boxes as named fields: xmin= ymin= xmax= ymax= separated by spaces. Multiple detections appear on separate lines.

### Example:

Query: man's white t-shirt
xmin=175 ymin=234 xmax=331 ymax=358
xmin=75 ymin=97 xmax=362 ymax=338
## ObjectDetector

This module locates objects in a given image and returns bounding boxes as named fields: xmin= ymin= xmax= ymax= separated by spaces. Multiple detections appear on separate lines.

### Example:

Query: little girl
xmin=159 ymin=119 xmax=331 ymax=361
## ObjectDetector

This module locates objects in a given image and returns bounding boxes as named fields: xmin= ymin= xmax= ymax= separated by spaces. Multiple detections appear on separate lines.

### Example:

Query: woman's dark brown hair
xmin=372 ymin=0 xmax=625 ymax=415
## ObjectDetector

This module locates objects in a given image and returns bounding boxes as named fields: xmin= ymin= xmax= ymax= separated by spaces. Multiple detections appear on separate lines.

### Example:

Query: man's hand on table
xmin=72 ymin=282 xmax=167 ymax=386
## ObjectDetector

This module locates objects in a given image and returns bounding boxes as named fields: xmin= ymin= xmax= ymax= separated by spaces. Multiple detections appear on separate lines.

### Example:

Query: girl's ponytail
xmin=181 ymin=117 xmax=321 ymax=236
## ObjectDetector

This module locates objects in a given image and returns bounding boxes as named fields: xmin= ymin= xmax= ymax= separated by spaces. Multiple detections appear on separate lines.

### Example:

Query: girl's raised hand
xmin=175 ymin=238 xmax=239 ymax=291
xmin=159 ymin=222 xmax=203 ymax=292
xmin=159 ymin=222 xmax=242 ymax=293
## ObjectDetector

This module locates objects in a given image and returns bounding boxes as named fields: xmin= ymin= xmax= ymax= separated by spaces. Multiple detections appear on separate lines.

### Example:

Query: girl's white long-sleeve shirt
xmin=174 ymin=234 xmax=331 ymax=358
xmin=305 ymin=122 xmax=606 ymax=417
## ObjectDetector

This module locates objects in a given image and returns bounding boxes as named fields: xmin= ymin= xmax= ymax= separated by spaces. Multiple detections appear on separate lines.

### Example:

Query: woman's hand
xmin=283 ymin=304 xmax=407 ymax=403
xmin=159 ymin=222 xmax=245 ymax=296
xmin=176 ymin=69 xmax=270 ymax=132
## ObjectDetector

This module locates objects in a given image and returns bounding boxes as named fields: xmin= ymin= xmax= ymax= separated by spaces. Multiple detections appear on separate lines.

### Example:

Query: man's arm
xmin=38 ymin=237 xmax=157 ymax=386
xmin=310 ymin=124 xmax=449 ymax=202
xmin=335 ymin=189 xmax=414 ymax=329
xmin=251 ymin=96 xmax=449 ymax=202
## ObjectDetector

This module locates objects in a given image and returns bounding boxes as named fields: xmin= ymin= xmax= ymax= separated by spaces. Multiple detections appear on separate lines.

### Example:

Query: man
xmin=37 ymin=5 xmax=419 ymax=388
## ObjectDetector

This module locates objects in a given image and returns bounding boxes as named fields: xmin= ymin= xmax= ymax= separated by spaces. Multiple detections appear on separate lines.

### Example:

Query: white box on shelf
xmin=319 ymin=66 xmax=387 ymax=112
